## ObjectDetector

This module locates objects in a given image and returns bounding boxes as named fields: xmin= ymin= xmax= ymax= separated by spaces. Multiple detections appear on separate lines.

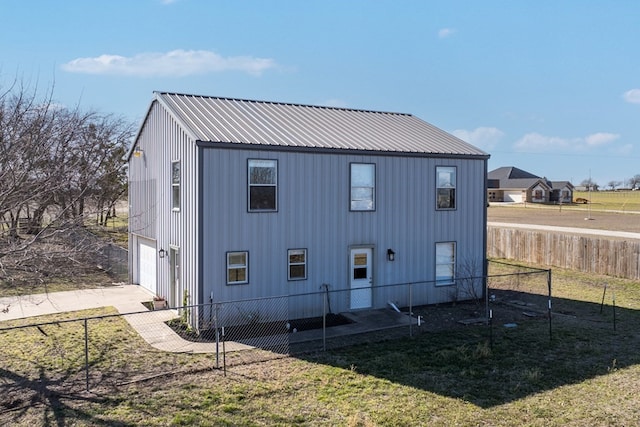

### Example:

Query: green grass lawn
xmin=574 ymin=190 xmax=640 ymax=212
xmin=1 ymin=263 xmax=640 ymax=426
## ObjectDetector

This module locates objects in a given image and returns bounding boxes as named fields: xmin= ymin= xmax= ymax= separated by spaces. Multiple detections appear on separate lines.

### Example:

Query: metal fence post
xmin=84 ymin=318 xmax=90 ymax=392
xmin=547 ymin=269 xmax=552 ymax=341
xmin=322 ymin=288 xmax=327 ymax=351
xmin=613 ymin=291 xmax=617 ymax=332
xmin=409 ymin=283 xmax=413 ymax=337
xmin=214 ymin=303 xmax=219 ymax=369
xmin=485 ymin=258 xmax=490 ymax=322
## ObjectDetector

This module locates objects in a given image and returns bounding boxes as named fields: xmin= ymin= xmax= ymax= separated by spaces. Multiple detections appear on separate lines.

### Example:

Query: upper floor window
xmin=350 ymin=163 xmax=375 ymax=211
xmin=288 ymin=249 xmax=307 ymax=281
xmin=171 ymin=161 xmax=180 ymax=211
xmin=248 ymin=159 xmax=277 ymax=212
xmin=436 ymin=166 xmax=456 ymax=210
xmin=435 ymin=242 xmax=456 ymax=286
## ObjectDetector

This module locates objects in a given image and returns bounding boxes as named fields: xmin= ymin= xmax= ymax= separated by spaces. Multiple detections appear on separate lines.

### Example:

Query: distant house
xmin=127 ymin=92 xmax=489 ymax=326
xmin=488 ymin=166 xmax=573 ymax=204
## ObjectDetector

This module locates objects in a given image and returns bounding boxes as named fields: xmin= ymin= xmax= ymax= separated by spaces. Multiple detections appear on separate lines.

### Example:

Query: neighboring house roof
xmin=488 ymin=166 xmax=540 ymax=181
xmin=488 ymin=166 xmax=572 ymax=191
xmin=145 ymin=92 xmax=489 ymax=158
xmin=498 ymin=178 xmax=549 ymax=191
xmin=550 ymin=181 xmax=574 ymax=190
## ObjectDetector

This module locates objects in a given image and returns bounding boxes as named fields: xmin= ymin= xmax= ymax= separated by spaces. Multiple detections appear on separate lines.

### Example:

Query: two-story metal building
xmin=128 ymin=92 xmax=489 ymax=323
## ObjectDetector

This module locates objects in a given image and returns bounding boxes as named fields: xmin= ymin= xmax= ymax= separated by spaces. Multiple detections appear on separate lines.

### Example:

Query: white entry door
xmin=350 ymin=247 xmax=373 ymax=310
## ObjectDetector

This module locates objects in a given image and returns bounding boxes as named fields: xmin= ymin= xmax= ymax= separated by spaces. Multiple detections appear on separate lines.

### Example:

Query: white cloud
xmin=514 ymin=132 xmax=619 ymax=152
xmin=585 ymin=132 xmax=619 ymax=147
xmin=623 ymin=88 xmax=640 ymax=104
xmin=61 ymin=49 xmax=277 ymax=77
xmin=452 ymin=127 xmax=504 ymax=150
xmin=438 ymin=28 xmax=456 ymax=39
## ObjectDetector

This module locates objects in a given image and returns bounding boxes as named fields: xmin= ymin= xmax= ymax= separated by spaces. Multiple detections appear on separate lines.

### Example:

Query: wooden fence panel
xmin=487 ymin=226 xmax=640 ymax=280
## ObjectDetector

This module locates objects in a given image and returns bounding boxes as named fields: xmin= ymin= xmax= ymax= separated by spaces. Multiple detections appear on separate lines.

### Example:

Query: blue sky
xmin=3 ymin=0 xmax=640 ymax=187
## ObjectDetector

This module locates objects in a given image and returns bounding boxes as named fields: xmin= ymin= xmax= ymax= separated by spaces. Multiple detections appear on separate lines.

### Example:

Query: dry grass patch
xmin=1 ymin=263 xmax=640 ymax=425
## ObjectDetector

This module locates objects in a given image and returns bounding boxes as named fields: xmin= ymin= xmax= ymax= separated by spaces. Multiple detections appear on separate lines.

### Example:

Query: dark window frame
xmin=350 ymin=162 xmax=376 ymax=212
xmin=248 ymin=159 xmax=278 ymax=212
xmin=171 ymin=160 xmax=180 ymax=211
xmin=436 ymin=166 xmax=457 ymax=210
xmin=287 ymin=248 xmax=308 ymax=281
xmin=435 ymin=241 xmax=456 ymax=286
xmin=226 ymin=251 xmax=249 ymax=285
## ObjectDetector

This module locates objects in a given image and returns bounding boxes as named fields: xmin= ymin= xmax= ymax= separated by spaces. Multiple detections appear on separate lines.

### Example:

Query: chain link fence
xmin=1 ymin=265 xmax=556 ymax=416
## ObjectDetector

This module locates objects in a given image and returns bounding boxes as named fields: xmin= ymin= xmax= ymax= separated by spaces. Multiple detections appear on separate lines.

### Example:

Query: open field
xmin=1 ymin=263 xmax=639 ymax=426
xmin=488 ymin=203 xmax=640 ymax=233
xmin=573 ymin=190 xmax=640 ymax=212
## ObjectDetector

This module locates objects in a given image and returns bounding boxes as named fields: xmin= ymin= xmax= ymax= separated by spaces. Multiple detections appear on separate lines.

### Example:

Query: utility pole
xmin=585 ymin=169 xmax=594 ymax=220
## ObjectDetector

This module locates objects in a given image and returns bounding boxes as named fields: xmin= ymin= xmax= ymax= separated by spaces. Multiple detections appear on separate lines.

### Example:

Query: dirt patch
xmin=166 ymin=313 xmax=353 ymax=342
xmin=488 ymin=205 xmax=640 ymax=233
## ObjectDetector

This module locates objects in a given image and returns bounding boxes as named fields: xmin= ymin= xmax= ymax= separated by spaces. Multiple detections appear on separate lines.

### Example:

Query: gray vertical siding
xmin=129 ymin=102 xmax=200 ymax=308
xmin=200 ymin=147 xmax=486 ymax=318
xmin=129 ymin=94 xmax=488 ymax=324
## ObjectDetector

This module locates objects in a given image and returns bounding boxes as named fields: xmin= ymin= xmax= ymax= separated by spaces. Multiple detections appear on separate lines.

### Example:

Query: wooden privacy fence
xmin=487 ymin=226 xmax=640 ymax=280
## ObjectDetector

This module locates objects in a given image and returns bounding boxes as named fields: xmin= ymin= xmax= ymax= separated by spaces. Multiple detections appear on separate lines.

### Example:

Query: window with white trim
xmin=248 ymin=159 xmax=277 ymax=211
xmin=171 ymin=161 xmax=180 ymax=210
xmin=435 ymin=242 xmax=456 ymax=286
xmin=350 ymin=163 xmax=375 ymax=211
xmin=227 ymin=251 xmax=248 ymax=285
xmin=436 ymin=166 xmax=456 ymax=210
xmin=287 ymin=249 xmax=307 ymax=281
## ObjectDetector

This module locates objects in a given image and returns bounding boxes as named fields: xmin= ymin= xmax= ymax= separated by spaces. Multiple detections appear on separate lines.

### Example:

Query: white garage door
xmin=504 ymin=191 xmax=523 ymax=203
xmin=138 ymin=241 xmax=157 ymax=294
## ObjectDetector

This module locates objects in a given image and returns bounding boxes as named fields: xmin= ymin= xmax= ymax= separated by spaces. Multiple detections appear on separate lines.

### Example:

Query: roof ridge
xmin=154 ymin=91 xmax=411 ymax=117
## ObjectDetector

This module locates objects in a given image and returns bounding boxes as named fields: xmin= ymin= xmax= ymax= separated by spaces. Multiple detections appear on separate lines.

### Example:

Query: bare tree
xmin=580 ymin=178 xmax=599 ymax=191
xmin=0 ymin=79 xmax=133 ymax=287
xmin=607 ymin=180 xmax=622 ymax=191
xmin=629 ymin=174 xmax=640 ymax=190
xmin=454 ymin=256 xmax=485 ymax=303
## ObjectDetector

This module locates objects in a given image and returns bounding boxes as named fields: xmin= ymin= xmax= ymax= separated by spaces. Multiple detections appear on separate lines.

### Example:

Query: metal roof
xmin=154 ymin=92 xmax=488 ymax=157
xmin=488 ymin=166 xmax=540 ymax=181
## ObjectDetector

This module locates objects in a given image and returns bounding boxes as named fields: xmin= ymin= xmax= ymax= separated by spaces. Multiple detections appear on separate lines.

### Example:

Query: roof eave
xmin=195 ymin=140 xmax=491 ymax=159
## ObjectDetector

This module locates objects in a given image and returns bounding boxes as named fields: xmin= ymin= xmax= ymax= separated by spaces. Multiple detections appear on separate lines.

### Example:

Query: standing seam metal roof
xmin=154 ymin=92 xmax=488 ymax=157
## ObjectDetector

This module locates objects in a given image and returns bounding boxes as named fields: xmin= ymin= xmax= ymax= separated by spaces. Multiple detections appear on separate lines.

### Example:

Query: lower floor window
xmin=288 ymin=249 xmax=307 ymax=280
xmin=227 ymin=251 xmax=248 ymax=285
xmin=435 ymin=242 xmax=455 ymax=285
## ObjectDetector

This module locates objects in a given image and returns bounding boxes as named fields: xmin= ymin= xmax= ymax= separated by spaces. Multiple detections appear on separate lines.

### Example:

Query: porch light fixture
xmin=387 ymin=249 xmax=395 ymax=262
xmin=158 ymin=248 xmax=166 ymax=258
xmin=133 ymin=147 xmax=144 ymax=158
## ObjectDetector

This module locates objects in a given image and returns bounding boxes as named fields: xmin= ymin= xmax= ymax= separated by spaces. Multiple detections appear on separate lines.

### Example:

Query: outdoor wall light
xmin=387 ymin=249 xmax=395 ymax=262
xmin=133 ymin=147 xmax=144 ymax=158
xmin=158 ymin=248 xmax=166 ymax=258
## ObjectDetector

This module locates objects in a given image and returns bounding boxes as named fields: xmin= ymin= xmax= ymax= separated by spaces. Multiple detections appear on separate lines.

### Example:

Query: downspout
xmin=483 ymin=157 xmax=489 ymax=321
xmin=197 ymin=143 xmax=205 ymax=325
